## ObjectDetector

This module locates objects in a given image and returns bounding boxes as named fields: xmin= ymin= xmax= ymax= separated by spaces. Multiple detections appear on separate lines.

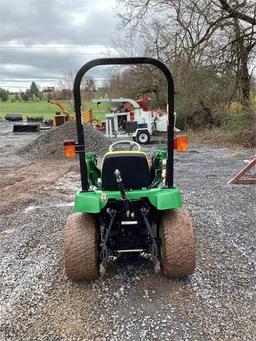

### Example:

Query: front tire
xmin=160 ymin=208 xmax=196 ymax=278
xmin=64 ymin=213 xmax=99 ymax=281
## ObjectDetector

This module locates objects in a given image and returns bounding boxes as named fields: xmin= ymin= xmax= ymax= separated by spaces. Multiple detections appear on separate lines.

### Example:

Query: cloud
xmin=0 ymin=0 xmax=119 ymax=90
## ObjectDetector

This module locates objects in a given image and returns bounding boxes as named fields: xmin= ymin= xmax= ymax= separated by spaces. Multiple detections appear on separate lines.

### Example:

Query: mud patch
xmin=0 ymin=161 xmax=75 ymax=216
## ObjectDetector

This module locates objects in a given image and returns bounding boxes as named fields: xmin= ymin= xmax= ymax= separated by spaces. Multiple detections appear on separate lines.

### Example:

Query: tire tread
xmin=161 ymin=208 xmax=196 ymax=278
xmin=64 ymin=213 xmax=99 ymax=281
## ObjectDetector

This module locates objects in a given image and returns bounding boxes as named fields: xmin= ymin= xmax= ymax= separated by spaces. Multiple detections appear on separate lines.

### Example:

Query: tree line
xmin=0 ymin=75 xmax=96 ymax=103
xmin=0 ymin=82 xmax=46 ymax=102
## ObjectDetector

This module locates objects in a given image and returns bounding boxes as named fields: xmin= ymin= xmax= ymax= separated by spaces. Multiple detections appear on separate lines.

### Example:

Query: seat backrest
xmin=101 ymin=151 xmax=150 ymax=190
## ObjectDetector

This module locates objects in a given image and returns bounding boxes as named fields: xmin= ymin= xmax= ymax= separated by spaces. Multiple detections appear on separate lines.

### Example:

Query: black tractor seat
xmin=101 ymin=151 xmax=151 ymax=191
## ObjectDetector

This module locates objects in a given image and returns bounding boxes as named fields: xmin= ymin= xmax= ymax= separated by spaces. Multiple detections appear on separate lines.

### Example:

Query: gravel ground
xmin=0 ymin=122 xmax=255 ymax=340
xmin=0 ymin=121 xmax=37 ymax=168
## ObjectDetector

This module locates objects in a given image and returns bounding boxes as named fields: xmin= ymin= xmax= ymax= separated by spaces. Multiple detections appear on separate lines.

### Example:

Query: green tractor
xmin=63 ymin=57 xmax=196 ymax=280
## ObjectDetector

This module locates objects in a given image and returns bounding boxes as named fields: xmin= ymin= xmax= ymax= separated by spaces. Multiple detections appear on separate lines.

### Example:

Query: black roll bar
xmin=73 ymin=57 xmax=175 ymax=191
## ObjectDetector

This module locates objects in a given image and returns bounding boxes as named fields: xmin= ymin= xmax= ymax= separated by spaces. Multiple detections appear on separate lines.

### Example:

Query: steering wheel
xmin=109 ymin=140 xmax=141 ymax=152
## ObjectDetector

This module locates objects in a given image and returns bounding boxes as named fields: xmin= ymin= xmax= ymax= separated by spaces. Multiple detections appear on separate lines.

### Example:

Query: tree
xmin=15 ymin=93 xmax=20 ymax=102
xmin=29 ymin=81 xmax=40 ymax=98
xmin=116 ymin=0 xmax=256 ymax=107
xmin=219 ymin=0 xmax=256 ymax=25
xmin=20 ymin=90 xmax=30 ymax=101
xmin=0 ymin=88 xmax=9 ymax=102
xmin=61 ymin=71 xmax=96 ymax=100
xmin=81 ymin=77 xmax=96 ymax=100
xmin=62 ymin=72 xmax=74 ymax=90
xmin=47 ymin=91 xmax=54 ymax=100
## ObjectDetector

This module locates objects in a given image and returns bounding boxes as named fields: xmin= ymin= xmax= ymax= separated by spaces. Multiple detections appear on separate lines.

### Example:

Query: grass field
xmin=0 ymin=100 xmax=109 ymax=121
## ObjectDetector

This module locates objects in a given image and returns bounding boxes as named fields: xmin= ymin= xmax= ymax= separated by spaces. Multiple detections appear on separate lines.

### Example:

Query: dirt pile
xmin=19 ymin=121 xmax=112 ymax=160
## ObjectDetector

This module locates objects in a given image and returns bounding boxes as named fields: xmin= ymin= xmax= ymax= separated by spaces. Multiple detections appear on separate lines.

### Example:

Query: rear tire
xmin=64 ymin=213 xmax=99 ymax=281
xmin=160 ymin=208 xmax=196 ymax=278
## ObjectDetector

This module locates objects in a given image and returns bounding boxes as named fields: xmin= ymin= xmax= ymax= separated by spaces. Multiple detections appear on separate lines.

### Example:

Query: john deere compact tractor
xmin=63 ymin=57 xmax=196 ymax=280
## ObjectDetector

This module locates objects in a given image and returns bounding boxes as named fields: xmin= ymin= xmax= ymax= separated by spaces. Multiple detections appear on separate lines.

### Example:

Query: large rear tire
xmin=64 ymin=213 xmax=99 ymax=281
xmin=160 ymin=208 xmax=196 ymax=278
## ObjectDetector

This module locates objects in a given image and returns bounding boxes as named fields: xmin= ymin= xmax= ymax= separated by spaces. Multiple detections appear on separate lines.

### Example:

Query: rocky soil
xmin=0 ymin=122 xmax=255 ymax=340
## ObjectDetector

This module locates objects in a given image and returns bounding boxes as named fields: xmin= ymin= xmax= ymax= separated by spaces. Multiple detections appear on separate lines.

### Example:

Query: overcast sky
xmin=0 ymin=0 xmax=120 ymax=91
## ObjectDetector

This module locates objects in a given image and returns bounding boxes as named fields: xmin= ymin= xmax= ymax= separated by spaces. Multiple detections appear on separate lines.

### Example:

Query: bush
xmin=225 ymin=110 xmax=256 ymax=147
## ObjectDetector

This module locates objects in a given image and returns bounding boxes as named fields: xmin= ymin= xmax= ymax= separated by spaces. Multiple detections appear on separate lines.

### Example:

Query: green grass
xmin=0 ymin=100 xmax=109 ymax=121
xmin=233 ymin=152 xmax=247 ymax=159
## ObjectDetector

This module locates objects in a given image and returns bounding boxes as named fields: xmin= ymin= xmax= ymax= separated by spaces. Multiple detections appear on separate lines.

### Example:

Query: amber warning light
xmin=173 ymin=135 xmax=188 ymax=152
xmin=64 ymin=140 xmax=76 ymax=158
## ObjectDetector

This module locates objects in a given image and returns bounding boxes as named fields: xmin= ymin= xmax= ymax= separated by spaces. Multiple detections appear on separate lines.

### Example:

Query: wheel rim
xmin=138 ymin=132 xmax=148 ymax=143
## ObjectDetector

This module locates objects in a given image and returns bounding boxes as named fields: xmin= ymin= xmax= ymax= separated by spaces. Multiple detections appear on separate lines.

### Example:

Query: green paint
xmin=75 ymin=149 xmax=181 ymax=214
xmin=75 ymin=187 xmax=182 ymax=213
xmin=85 ymin=152 xmax=101 ymax=187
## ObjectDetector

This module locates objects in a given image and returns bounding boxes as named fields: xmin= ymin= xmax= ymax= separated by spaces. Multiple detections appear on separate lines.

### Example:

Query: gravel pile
xmin=19 ymin=121 xmax=112 ymax=160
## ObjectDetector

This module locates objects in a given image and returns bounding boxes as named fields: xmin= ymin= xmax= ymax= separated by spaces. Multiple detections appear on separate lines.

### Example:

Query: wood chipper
xmin=93 ymin=97 xmax=179 ymax=144
xmin=63 ymin=57 xmax=196 ymax=280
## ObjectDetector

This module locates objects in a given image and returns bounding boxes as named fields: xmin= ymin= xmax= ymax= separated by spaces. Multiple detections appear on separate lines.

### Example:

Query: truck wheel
xmin=136 ymin=131 xmax=150 ymax=144
xmin=64 ymin=213 xmax=99 ymax=281
xmin=160 ymin=208 xmax=196 ymax=278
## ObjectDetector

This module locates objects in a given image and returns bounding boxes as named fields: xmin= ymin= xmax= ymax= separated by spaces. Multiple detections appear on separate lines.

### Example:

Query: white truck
xmin=94 ymin=98 xmax=171 ymax=144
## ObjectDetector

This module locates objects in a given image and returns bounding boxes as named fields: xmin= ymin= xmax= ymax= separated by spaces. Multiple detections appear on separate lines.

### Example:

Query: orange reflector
xmin=176 ymin=135 xmax=188 ymax=152
xmin=64 ymin=140 xmax=76 ymax=158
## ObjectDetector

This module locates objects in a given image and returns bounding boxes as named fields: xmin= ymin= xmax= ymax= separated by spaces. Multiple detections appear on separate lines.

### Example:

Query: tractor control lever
xmin=114 ymin=169 xmax=130 ymax=217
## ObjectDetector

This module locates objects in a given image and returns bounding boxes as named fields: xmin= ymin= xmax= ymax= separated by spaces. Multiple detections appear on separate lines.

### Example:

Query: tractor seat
xmin=101 ymin=151 xmax=151 ymax=190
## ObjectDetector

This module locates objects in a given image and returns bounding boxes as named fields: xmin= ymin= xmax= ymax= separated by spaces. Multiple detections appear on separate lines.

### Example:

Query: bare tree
xmin=81 ymin=77 xmax=96 ymax=100
xmin=59 ymin=72 xmax=96 ymax=100
xmin=218 ymin=0 xmax=256 ymax=25
xmin=116 ymin=0 xmax=256 ymax=106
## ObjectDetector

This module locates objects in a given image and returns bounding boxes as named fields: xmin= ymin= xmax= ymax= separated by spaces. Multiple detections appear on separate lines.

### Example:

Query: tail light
xmin=173 ymin=135 xmax=188 ymax=152
xmin=64 ymin=140 xmax=76 ymax=158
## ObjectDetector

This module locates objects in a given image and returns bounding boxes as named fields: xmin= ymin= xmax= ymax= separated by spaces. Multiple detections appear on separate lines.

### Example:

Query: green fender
xmin=75 ymin=187 xmax=182 ymax=213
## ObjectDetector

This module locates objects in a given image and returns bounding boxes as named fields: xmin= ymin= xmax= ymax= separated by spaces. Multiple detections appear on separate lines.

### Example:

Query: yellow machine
xmin=82 ymin=108 xmax=102 ymax=127
xmin=48 ymin=100 xmax=102 ymax=127
xmin=48 ymin=100 xmax=73 ymax=126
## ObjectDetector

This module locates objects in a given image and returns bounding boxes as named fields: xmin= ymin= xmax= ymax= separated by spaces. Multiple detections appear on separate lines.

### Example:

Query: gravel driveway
xmin=0 ymin=122 xmax=255 ymax=340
